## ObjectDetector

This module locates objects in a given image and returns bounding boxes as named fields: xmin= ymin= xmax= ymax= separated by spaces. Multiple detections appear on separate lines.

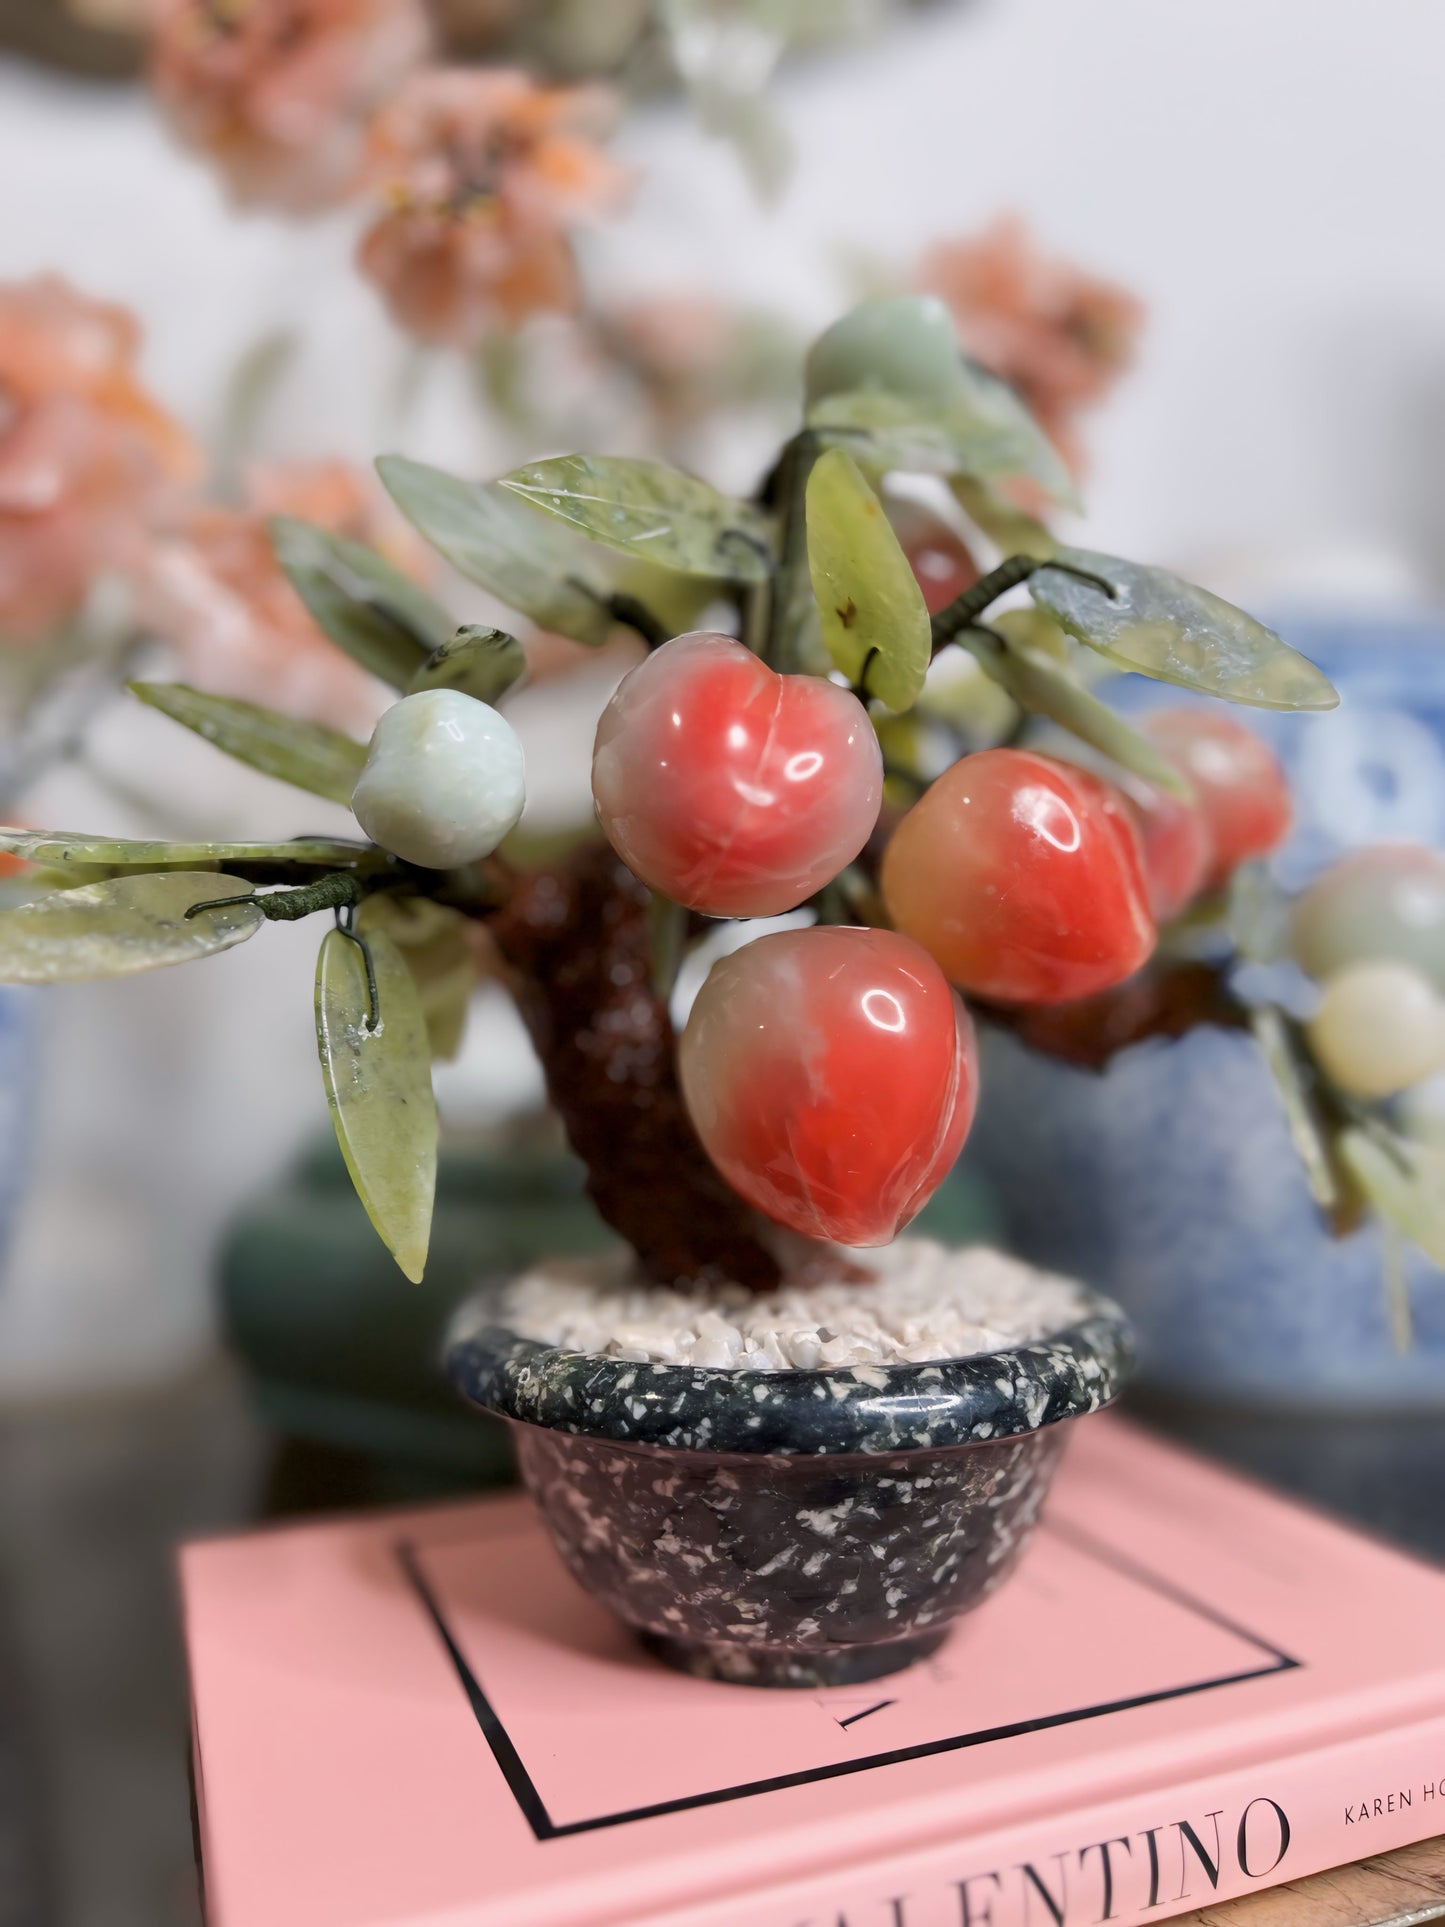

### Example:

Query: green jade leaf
xmin=315 ymin=924 xmax=438 ymax=1282
xmin=951 ymin=475 xmax=1059 ymax=561
xmin=1340 ymin=1128 xmax=1445 ymax=1269
xmin=953 ymin=357 xmax=1078 ymax=509
xmin=377 ymin=456 xmax=616 ymax=646
xmin=379 ymin=455 xmax=750 ymax=645
xmin=408 ymin=626 xmax=526 ymax=706
xmin=805 ymin=447 xmax=930 ymax=711
xmin=807 ymin=359 xmax=1078 ymax=511
xmin=269 ymin=517 xmax=452 ymax=689
xmin=498 ymin=453 xmax=774 ymax=584
xmin=0 ymin=873 xmax=263 ymax=983
xmin=129 ymin=683 xmax=366 ymax=805
xmin=909 ymin=657 xmax=1019 ymax=744
xmin=989 ymin=606 xmax=1072 ymax=663
xmin=356 ymin=895 xmax=475 ymax=1061
xmin=1029 ymin=549 xmax=1340 ymax=712
xmin=1250 ymin=1006 xmax=1340 ymax=1213
xmin=0 ymin=828 xmax=384 ymax=874
xmin=215 ymin=330 xmax=296 ymax=486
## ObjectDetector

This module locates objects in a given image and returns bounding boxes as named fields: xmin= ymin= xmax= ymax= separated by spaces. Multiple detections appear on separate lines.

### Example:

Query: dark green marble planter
xmin=446 ymin=1286 xmax=1132 ymax=1686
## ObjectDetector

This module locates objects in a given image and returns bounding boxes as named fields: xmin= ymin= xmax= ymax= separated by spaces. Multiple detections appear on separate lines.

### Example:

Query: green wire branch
xmin=186 ymin=869 xmax=376 ymax=925
xmin=602 ymin=591 xmax=672 ymax=652
xmin=186 ymin=874 xmax=389 ymax=1031
xmin=332 ymin=905 xmax=382 ymax=1033
xmin=929 ymin=554 xmax=1116 ymax=656
xmin=564 ymin=580 xmax=673 ymax=652
xmin=852 ymin=644 xmax=882 ymax=704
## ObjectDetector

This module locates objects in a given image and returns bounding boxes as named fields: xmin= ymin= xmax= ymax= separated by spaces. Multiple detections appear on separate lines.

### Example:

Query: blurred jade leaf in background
xmin=269 ymin=517 xmax=452 ymax=689
xmin=129 ymin=683 xmax=367 ymax=804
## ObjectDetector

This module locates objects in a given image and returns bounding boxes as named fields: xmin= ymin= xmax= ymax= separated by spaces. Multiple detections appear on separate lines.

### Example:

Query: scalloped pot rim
xmin=445 ymin=1291 xmax=1134 ymax=1458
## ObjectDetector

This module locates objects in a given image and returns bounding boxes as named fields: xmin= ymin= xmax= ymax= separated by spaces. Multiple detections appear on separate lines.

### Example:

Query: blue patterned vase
xmin=965 ymin=612 xmax=1445 ymax=1408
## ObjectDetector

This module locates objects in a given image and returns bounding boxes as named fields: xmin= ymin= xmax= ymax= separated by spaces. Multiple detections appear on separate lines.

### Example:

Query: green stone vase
xmin=221 ymin=1127 xmax=1002 ymax=1505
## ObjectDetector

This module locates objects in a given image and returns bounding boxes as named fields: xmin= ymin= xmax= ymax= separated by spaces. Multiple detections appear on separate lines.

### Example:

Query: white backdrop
xmin=1 ymin=0 xmax=1443 ymax=1389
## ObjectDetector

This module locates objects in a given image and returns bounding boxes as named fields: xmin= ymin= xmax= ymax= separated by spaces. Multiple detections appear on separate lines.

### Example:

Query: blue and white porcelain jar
xmin=966 ymin=612 xmax=1445 ymax=1409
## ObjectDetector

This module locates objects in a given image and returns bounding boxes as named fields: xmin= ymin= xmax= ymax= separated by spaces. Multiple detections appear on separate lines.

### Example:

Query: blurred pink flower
xmin=0 ymin=275 xmax=197 ymax=642
xmin=611 ymin=296 xmax=731 ymax=384
xmin=603 ymin=294 xmax=734 ymax=427
xmin=357 ymin=68 xmax=628 ymax=346
xmin=917 ymin=218 xmax=1144 ymax=476
xmin=146 ymin=459 xmax=431 ymax=725
xmin=149 ymin=0 xmax=431 ymax=213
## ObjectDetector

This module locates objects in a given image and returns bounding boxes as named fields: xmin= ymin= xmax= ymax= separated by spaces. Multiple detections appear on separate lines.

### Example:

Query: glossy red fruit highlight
xmin=592 ymin=631 xmax=883 ymax=918
xmin=1141 ymin=709 xmax=1291 ymax=890
xmin=881 ymin=748 xmax=1156 ymax=1004
xmin=679 ymin=925 xmax=977 ymax=1247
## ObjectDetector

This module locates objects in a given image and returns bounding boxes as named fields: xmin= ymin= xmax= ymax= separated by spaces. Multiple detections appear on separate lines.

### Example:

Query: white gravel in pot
xmin=500 ymin=1238 xmax=1090 ymax=1371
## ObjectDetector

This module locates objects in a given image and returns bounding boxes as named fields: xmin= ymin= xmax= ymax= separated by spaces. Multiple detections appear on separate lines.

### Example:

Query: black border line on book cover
xmin=395 ymin=1520 xmax=1301 ymax=1841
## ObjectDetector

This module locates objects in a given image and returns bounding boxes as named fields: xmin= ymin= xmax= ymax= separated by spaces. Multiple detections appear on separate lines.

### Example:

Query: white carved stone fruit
xmin=1307 ymin=959 xmax=1445 ymax=1101
xmin=351 ymin=689 xmax=525 ymax=869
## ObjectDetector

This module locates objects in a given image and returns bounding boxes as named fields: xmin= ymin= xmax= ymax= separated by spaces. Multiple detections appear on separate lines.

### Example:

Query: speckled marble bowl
xmin=446 ymin=1281 xmax=1132 ymax=1687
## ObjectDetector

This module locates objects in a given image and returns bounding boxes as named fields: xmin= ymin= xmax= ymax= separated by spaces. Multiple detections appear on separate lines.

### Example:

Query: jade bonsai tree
xmin=3 ymin=292 xmax=1432 ymax=1307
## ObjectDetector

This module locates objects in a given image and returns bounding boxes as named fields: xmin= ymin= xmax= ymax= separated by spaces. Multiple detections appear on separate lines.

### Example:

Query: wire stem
xmin=930 ymin=555 xmax=1117 ymax=656
xmin=604 ymin=593 xmax=671 ymax=651
xmin=334 ymin=915 xmax=381 ymax=1032
xmin=185 ymin=870 xmax=370 ymax=924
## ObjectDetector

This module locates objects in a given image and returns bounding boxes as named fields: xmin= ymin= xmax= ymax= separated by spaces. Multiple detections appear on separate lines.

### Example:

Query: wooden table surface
xmin=1176 ymin=1836 xmax=1445 ymax=1926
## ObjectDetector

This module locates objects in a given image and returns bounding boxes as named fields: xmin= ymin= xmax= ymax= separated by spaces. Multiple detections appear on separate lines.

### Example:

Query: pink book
xmin=181 ymin=1416 xmax=1445 ymax=1927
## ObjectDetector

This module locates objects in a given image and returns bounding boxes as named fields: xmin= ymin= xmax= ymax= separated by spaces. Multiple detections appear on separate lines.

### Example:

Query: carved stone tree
xmin=3 ymin=298 xmax=1431 ymax=1301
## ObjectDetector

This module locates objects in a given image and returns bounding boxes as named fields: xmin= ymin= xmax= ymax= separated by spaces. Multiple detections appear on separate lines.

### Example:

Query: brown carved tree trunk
xmin=488 ymin=842 xmax=781 ymax=1291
